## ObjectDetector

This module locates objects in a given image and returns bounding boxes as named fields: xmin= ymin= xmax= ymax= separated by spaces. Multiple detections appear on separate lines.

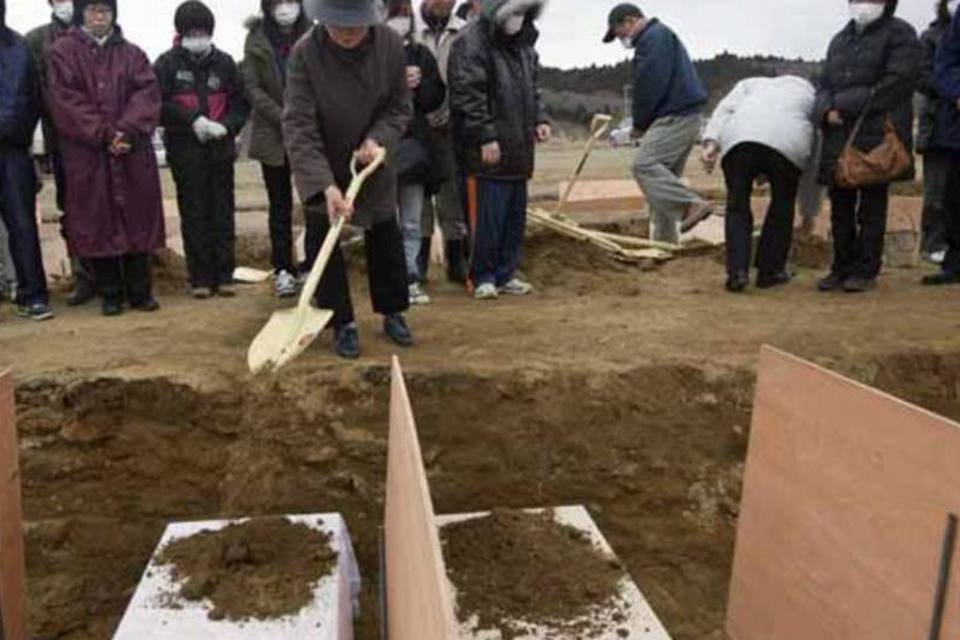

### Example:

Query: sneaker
xmin=384 ymin=314 xmax=414 ymax=347
xmin=843 ymin=277 xmax=876 ymax=293
xmin=725 ymin=271 xmax=749 ymax=293
xmin=102 ymin=299 xmax=124 ymax=317
xmin=333 ymin=324 xmax=361 ymax=360
xmin=408 ymin=282 xmax=431 ymax=306
xmin=191 ymin=286 xmax=212 ymax=300
xmin=17 ymin=302 xmax=54 ymax=321
xmin=275 ymin=270 xmax=299 ymax=298
xmin=928 ymin=250 xmax=947 ymax=265
xmin=921 ymin=271 xmax=960 ymax=286
xmin=474 ymin=283 xmax=499 ymax=300
xmin=818 ymin=272 xmax=847 ymax=292
xmin=130 ymin=298 xmax=161 ymax=312
xmin=756 ymin=270 xmax=793 ymax=290
xmin=499 ymin=278 xmax=534 ymax=296
xmin=681 ymin=202 xmax=715 ymax=233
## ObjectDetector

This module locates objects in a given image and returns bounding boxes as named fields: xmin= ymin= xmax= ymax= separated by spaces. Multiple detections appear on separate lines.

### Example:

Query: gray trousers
xmin=922 ymin=150 xmax=950 ymax=255
xmin=0 ymin=219 xmax=15 ymax=300
xmin=399 ymin=183 xmax=425 ymax=281
xmin=421 ymin=126 xmax=466 ymax=241
xmin=632 ymin=113 xmax=704 ymax=244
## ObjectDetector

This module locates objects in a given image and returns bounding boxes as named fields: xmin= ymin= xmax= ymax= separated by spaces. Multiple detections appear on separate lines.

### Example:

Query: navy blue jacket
xmin=935 ymin=10 xmax=960 ymax=150
xmin=0 ymin=25 xmax=41 ymax=149
xmin=630 ymin=19 xmax=708 ymax=133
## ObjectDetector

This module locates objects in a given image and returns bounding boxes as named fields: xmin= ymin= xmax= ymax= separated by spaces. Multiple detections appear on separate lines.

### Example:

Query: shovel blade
xmin=247 ymin=307 xmax=335 ymax=374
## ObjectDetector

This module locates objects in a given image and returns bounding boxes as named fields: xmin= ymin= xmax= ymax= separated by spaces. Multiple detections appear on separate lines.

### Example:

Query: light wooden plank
xmin=0 ymin=369 xmax=28 ymax=640
xmin=385 ymin=358 xmax=458 ymax=640
xmin=727 ymin=347 xmax=960 ymax=640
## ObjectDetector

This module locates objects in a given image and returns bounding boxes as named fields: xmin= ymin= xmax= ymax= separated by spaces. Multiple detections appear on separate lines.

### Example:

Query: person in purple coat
xmin=47 ymin=0 xmax=166 ymax=316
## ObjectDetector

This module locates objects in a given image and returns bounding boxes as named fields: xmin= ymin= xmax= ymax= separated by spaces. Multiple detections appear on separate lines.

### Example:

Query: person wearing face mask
xmin=916 ymin=0 xmax=957 ymax=265
xmin=455 ymin=1 xmax=482 ymax=22
xmin=815 ymin=0 xmax=921 ymax=293
xmin=47 ymin=0 xmax=166 ymax=317
xmin=0 ymin=0 xmax=54 ymax=321
xmin=242 ymin=0 xmax=311 ymax=299
xmin=448 ymin=0 xmax=551 ymax=301
xmin=386 ymin=0 xmax=445 ymax=306
xmin=27 ymin=1 xmax=100 ymax=307
xmin=154 ymin=1 xmax=251 ymax=299
xmin=284 ymin=0 xmax=414 ymax=359
xmin=603 ymin=4 xmax=711 ymax=245
xmin=412 ymin=0 xmax=470 ymax=287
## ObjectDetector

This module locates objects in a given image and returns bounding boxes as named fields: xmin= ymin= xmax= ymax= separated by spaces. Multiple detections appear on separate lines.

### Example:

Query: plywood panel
xmin=0 ymin=369 xmax=28 ymax=640
xmin=727 ymin=347 xmax=960 ymax=640
xmin=385 ymin=358 xmax=458 ymax=640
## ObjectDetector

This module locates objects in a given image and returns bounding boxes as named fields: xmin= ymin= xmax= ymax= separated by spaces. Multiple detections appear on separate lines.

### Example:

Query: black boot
xmin=68 ymin=259 xmax=97 ymax=306
xmin=446 ymin=239 xmax=468 ymax=284
xmin=417 ymin=237 xmax=431 ymax=284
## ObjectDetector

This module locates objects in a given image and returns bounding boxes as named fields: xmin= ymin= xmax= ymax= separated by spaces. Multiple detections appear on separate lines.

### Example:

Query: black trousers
xmin=261 ymin=160 xmax=297 ymax=275
xmin=305 ymin=202 xmax=409 ymax=329
xmin=722 ymin=143 xmax=801 ymax=275
xmin=829 ymin=184 xmax=890 ymax=279
xmin=90 ymin=253 xmax=152 ymax=305
xmin=170 ymin=154 xmax=236 ymax=288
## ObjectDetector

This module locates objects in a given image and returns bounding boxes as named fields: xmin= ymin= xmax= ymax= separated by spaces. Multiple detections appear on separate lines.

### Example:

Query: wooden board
xmin=0 ymin=369 xmax=28 ymax=640
xmin=727 ymin=347 xmax=960 ymax=640
xmin=384 ymin=357 xmax=458 ymax=640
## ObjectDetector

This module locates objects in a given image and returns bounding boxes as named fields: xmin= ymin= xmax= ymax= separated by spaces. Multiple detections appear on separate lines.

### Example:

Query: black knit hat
xmin=175 ymin=0 xmax=215 ymax=35
xmin=75 ymin=0 xmax=117 ymax=25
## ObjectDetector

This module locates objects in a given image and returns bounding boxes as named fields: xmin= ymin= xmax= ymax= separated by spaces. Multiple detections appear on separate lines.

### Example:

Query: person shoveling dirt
xmin=441 ymin=509 xmax=629 ymax=639
xmin=156 ymin=517 xmax=338 ymax=621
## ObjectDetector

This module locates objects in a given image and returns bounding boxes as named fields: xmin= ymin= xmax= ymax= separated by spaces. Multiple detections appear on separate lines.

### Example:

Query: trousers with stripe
xmin=464 ymin=176 xmax=528 ymax=287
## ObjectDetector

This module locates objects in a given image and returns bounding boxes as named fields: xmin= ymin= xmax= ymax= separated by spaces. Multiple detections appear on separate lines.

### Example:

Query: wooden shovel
xmin=248 ymin=149 xmax=386 ymax=374
xmin=556 ymin=113 xmax=613 ymax=214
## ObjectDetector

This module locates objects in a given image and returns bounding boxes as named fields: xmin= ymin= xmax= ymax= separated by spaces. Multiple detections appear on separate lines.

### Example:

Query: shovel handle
xmin=557 ymin=114 xmax=613 ymax=214
xmin=296 ymin=148 xmax=387 ymax=311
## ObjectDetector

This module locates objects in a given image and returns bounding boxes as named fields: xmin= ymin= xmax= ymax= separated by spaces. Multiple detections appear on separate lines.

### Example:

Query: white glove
xmin=206 ymin=121 xmax=228 ymax=140
xmin=192 ymin=116 xmax=214 ymax=142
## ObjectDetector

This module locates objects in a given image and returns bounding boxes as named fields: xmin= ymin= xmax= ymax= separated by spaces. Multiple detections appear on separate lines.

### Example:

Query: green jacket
xmin=241 ymin=16 xmax=308 ymax=167
xmin=24 ymin=18 xmax=70 ymax=155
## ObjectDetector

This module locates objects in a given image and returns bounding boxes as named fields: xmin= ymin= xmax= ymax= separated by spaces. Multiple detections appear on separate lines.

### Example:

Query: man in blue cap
xmin=604 ymin=3 xmax=712 ymax=243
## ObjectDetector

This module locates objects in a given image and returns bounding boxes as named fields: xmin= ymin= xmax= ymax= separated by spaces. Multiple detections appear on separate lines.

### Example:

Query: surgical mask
xmin=386 ymin=17 xmax=411 ymax=39
xmin=620 ymin=36 xmax=635 ymax=49
xmin=502 ymin=13 xmax=524 ymax=35
xmin=182 ymin=35 xmax=212 ymax=56
xmin=849 ymin=2 xmax=885 ymax=28
xmin=949 ymin=0 xmax=959 ymax=17
xmin=273 ymin=2 xmax=301 ymax=27
xmin=52 ymin=1 xmax=74 ymax=24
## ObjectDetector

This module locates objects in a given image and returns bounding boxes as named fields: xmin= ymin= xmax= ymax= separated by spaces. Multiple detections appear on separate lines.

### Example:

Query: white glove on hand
xmin=192 ymin=116 xmax=214 ymax=143
xmin=206 ymin=121 xmax=228 ymax=140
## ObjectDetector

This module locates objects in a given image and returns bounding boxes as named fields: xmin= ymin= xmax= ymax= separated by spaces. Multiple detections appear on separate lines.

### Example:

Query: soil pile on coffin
xmin=522 ymin=231 xmax=639 ymax=297
xmin=441 ymin=509 xmax=629 ymax=639
xmin=157 ymin=517 xmax=338 ymax=621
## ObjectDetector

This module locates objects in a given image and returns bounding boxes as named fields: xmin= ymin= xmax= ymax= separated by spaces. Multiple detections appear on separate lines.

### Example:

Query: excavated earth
xmin=5 ymin=216 xmax=960 ymax=639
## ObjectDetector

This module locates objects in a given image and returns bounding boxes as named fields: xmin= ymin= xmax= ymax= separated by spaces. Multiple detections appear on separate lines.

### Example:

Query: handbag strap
xmin=843 ymin=91 xmax=876 ymax=151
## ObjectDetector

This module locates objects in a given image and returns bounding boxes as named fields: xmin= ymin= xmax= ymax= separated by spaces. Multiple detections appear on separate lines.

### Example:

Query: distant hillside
xmin=541 ymin=53 xmax=822 ymax=127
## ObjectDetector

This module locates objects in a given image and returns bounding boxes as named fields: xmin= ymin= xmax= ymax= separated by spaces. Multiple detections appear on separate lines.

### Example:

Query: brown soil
xmin=156 ymin=517 xmax=337 ymax=621
xmin=441 ymin=509 xmax=627 ymax=639
xmin=235 ymin=233 xmax=274 ymax=270
xmin=790 ymin=234 xmax=834 ymax=271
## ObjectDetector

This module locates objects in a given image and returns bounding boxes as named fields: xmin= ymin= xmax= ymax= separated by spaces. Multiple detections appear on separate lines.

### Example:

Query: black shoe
xmin=333 ymin=324 xmax=360 ymax=360
xmin=130 ymin=297 xmax=160 ymax=312
xmin=756 ymin=270 xmax=792 ymax=289
xmin=818 ymin=272 xmax=846 ymax=292
xmin=102 ymin=299 xmax=124 ymax=317
xmin=921 ymin=271 xmax=960 ymax=286
xmin=17 ymin=302 xmax=55 ymax=321
xmin=67 ymin=277 xmax=96 ymax=306
xmin=843 ymin=277 xmax=876 ymax=293
xmin=446 ymin=239 xmax=468 ymax=284
xmin=725 ymin=271 xmax=749 ymax=293
xmin=417 ymin=237 xmax=431 ymax=284
xmin=384 ymin=314 xmax=414 ymax=347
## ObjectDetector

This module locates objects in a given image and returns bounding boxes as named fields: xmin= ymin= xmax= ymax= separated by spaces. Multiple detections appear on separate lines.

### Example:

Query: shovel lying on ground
xmin=247 ymin=149 xmax=386 ymax=374
xmin=556 ymin=113 xmax=613 ymax=214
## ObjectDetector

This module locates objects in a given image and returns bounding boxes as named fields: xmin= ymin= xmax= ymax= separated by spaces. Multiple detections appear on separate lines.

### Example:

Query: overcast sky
xmin=6 ymin=0 xmax=932 ymax=69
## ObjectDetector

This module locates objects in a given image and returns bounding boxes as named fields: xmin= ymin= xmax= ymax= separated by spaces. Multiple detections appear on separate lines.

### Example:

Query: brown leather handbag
xmin=834 ymin=99 xmax=912 ymax=189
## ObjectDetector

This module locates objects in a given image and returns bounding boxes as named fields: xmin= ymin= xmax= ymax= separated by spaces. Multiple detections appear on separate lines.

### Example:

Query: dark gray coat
xmin=448 ymin=5 xmax=548 ymax=180
xmin=815 ymin=11 xmax=922 ymax=186
xmin=917 ymin=19 xmax=949 ymax=153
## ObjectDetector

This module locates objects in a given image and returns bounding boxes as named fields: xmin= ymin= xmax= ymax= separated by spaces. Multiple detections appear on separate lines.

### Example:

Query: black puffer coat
xmin=814 ymin=3 xmax=922 ymax=186
xmin=917 ymin=18 xmax=950 ymax=153
xmin=448 ymin=2 xmax=549 ymax=180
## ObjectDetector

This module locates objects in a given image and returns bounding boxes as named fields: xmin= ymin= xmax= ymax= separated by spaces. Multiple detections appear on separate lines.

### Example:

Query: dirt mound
xmin=153 ymin=248 xmax=189 ymax=294
xmin=790 ymin=234 xmax=833 ymax=270
xmin=157 ymin=517 xmax=337 ymax=621
xmin=522 ymin=231 xmax=640 ymax=297
xmin=235 ymin=233 xmax=274 ymax=270
xmin=441 ymin=509 xmax=628 ymax=639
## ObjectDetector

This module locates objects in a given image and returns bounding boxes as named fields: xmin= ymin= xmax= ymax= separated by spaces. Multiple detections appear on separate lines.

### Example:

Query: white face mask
xmin=620 ymin=36 xmax=635 ymax=49
xmin=273 ymin=2 xmax=301 ymax=27
xmin=849 ymin=2 xmax=885 ymax=28
xmin=502 ymin=13 xmax=525 ymax=35
xmin=182 ymin=36 xmax=213 ymax=56
xmin=949 ymin=0 xmax=960 ymax=17
xmin=386 ymin=17 xmax=411 ymax=39
xmin=52 ymin=1 xmax=74 ymax=24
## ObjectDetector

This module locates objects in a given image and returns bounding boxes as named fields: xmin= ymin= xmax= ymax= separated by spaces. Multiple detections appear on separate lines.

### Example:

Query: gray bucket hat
xmin=305 ymin=0 xmax=382 ymax=26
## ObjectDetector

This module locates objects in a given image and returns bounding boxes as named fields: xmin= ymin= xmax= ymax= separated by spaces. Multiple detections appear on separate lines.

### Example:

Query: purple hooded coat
xmin=47 ymin=27 xmax=165 ymax=259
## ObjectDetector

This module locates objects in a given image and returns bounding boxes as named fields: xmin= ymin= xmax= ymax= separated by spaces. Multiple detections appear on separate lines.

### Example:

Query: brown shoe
xmin=681 ymin=201 xmax=715 ymax=233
